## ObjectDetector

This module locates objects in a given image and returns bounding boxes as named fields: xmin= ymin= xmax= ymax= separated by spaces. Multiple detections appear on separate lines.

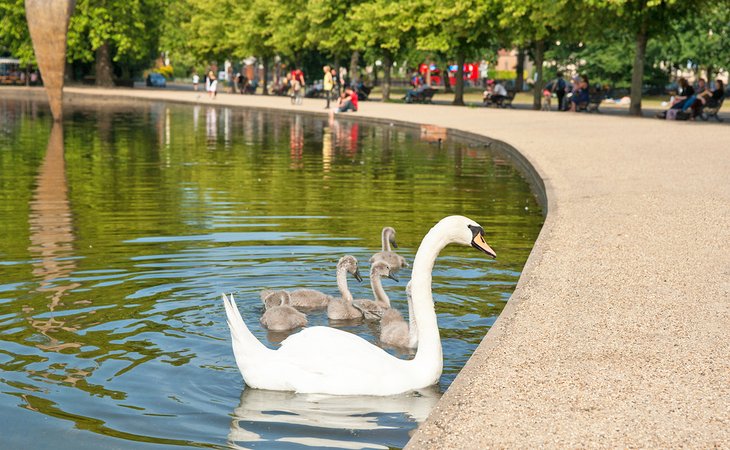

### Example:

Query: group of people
xmin=656 ymin=77 xmax=725 ymax=120
xmin=192 ymin=70 xmax=220 ymax=99
xmin=543 ymin=72 xmax=591 ymax=112
xmin=193 ymin=70 xmax=260 ymax=99
xmin=483 ymin=79 xmax=509 ymax=106
xmin=192 ymin=65 xmax=358 ymax=113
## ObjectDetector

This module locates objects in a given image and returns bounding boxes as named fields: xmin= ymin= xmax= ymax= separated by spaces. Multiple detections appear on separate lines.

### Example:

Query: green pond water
xmin=0 ymin=93 xmax=542 ymax=449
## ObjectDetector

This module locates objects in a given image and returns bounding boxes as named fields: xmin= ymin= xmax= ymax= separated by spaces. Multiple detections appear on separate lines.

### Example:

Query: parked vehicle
xmin=146 ymin=72 xmax=167 ymax=88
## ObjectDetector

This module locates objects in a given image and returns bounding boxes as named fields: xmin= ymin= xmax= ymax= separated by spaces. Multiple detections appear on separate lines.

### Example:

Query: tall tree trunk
xmin=382 ymin=52 xmax=392 ymax=101
xmin=453 ymin=51 xmax=465 ymax=106
xmin=442 ymin=61 xmax=452 ymax=93
xmin=515 ymin=47 xmax=525 ymax=92
xmin=349 ymin=51 xmax=360 ymax=85
xmin=262 ymin=56 xmax=269 ymax=95
xmin=95 ymin=41 xmax=114 ymax=87
xmin=630 ymin=20 xmax=649 ymax=116
xmin=532 ymin=40 xmax=545 ymax=110
xmin=121 ymin=64 xmax=130 ymax=81
xmin=25 ymin=65 xmax=31 ymax=86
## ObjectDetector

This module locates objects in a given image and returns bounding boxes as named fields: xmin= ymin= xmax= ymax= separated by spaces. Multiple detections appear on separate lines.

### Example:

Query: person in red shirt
xmin=335 ymin=86 xmax=358 ymax=113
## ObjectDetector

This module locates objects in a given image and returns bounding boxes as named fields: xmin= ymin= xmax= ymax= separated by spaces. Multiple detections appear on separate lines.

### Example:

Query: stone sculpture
xmin=25 ymin=0 xmax=76 ymax=121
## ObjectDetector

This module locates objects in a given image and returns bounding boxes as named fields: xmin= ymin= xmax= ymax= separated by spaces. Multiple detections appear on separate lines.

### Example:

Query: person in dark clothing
xmin=568 ymin=75 xmax=590 ymax=112
xmin=656 ymin=77 xmax=695 ymax=119
xmin=669 ymin=77 xmax=695 ymax=110
xmin=552 ymin=71 xmax=567 ymax=111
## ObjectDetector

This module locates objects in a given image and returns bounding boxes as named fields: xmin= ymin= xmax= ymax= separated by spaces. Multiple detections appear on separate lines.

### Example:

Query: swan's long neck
xmin=382 ymin=228 xmax=392 ymax=252
xmin=407 ymin=286 xmax=418 ymax=348
xmin=370 ymin=273 xmax=391 ymax=307
xmin=411 ymin=223 xmax=450 ymax=376
xmin=336 ymin=267 xmax=353 ymax=304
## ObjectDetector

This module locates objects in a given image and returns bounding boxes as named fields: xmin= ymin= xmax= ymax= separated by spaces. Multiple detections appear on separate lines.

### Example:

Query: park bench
xmin=484 ymin=89 xmax=516 ymax=108
xmin=699 ymin=96 xmax=724 ymax=122
xmin=576 ymin=89 xmax=604 ymax=112
xmin=405 ymin=87 xmax=437 ymax=104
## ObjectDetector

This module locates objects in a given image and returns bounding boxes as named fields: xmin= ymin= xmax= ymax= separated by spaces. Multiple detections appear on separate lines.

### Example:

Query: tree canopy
xmin=2 ymin=0 xmax=728 ymax=114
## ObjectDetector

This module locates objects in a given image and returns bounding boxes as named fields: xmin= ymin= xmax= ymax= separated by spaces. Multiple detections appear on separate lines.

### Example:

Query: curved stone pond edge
xmin=4 ymin=86 xmax=729 ymax=448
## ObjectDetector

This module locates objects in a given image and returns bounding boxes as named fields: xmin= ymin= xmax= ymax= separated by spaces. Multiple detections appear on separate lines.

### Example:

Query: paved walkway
xmin=21 ymin=87 xmax=730 ymax=447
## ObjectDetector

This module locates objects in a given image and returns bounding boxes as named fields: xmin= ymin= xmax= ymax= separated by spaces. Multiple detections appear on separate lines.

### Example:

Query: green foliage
xmin=488 ymin=69 xmax=516 ymax=80
xmin=0 ymin=0 xmax=34 ymax=64
xmin=4 ymin=0 xmax=729 ymax=96
xmin=154 ymin=64 xmax=174 ymax=79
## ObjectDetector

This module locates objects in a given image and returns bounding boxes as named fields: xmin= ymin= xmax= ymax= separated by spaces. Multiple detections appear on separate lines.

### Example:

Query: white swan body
xmin=260 ymin=291 xmax=308 ymax=331
xmin=380 ymin=280 xmax=419 ymax=348
xmin=370 ymin=226 xmax=408 ymax=271
xmin=326 ymin=255 xmax=365 ymax=321
xmin=352 ymin=260 xmax=397 ymax=320
xmin=223 ymin=215 xmax=496 ymax=396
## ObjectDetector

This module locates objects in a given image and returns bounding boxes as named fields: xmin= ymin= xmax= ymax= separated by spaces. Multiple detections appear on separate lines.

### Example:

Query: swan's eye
xmin=467 ymin=224 xmax=484 ymax=238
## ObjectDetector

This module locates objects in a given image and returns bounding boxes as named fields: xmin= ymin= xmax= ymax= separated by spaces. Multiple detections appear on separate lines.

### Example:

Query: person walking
xmin=192 ymin=71 xmax=200 ymax=92
xmin=323 ymin=65 xmax=334 ymax=109
xmin=552 ymin=71 xmax=567 ymax=111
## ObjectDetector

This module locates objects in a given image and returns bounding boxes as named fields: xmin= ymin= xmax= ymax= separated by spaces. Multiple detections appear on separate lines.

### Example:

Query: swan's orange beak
xmin=471 ymin=232 xmax=496 ymax=258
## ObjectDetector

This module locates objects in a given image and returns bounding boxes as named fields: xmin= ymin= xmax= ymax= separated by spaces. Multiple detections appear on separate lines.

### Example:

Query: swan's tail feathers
xmin=222 ymin=293 xmax=269 ymax=356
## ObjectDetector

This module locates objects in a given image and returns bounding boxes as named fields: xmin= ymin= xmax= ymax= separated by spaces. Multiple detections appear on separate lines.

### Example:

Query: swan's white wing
xmin=277 ymin=326 xmax=408 ymax=394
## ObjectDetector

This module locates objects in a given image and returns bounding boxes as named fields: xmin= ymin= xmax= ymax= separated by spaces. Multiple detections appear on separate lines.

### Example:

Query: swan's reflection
xmin=228 ymin=386 xmax=441 ymax=449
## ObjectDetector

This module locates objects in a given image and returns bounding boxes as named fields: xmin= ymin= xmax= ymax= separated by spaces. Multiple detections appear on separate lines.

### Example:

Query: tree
xmin=306 ymin=0 xmax=363 ymax=81
xmin=664 ymin=3 xmax=730 ymax=81
xmin=350 ymin=0 xmax=417 ymax=101
xmin=413 ymin=0 xmax=497 ymax=105
xmin=0 ymin=0 xmax=34 ymax=64
xmin=498 ymin=0 xmax=588 ymax=110
xmin=67 ymin=0 xmax=165 ymax=86
xmin=589 ymin=0 xmax=711 ymax=116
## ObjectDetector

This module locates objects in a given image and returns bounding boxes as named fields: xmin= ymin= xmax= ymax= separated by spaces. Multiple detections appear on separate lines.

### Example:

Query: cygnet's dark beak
xmin=390 ymin=237 xmax=398 ymax=249
xmin=353 ymin=269 xmax=363 ymax=283
xmin=387 ymin=272 xmax=399 ymax=282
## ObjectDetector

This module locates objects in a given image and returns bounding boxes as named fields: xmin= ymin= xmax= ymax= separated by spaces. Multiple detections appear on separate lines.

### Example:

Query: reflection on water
xmin=0 ymin=93 xmax=542 ymax=449
xmin=27 ymin=123 xmax=82 ymax=351
xmin=229 ymin=387 xmax=440 ymax=449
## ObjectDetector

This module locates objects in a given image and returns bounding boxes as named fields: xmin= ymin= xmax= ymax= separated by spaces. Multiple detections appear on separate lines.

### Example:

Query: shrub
xmin=155 ymin=65 xmax=174 ymax=80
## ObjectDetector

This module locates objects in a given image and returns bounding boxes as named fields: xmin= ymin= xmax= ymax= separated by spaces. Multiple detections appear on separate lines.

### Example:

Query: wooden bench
xmin=405 ymin=87 xmax=437 ymax=104
xmin=700 ymin=96 xmax=724 ymax=122
xmin=484 ymin=90 xmax=516 ymax=108
xmin=576 ymin=90 xmax=604 ymax=112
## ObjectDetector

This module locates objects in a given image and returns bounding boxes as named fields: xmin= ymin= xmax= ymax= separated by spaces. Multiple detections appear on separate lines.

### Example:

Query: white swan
xmin=380 ymin=280 xmax=419 ymax=349
xmin=352 ymin=260 xmax=398 ymax=320
xmin=260 ymin=291 xmax=308 ymax=331
xmin=326 ymin=255 xmax=364 ymax=320
xmin=370 ymin=226 xmax=408 ymax=271
xmin=222 ymin=215 xmax=496 ymax=395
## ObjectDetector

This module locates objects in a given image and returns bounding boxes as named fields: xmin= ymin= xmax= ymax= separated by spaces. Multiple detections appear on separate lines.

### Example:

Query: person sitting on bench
xmin=405 ymin=84 xmax=427 ymax=102
xmin=492 ymin=80 xmax=508 ymax=104
xmin=569 ymin=75 xmax=590 ymax=112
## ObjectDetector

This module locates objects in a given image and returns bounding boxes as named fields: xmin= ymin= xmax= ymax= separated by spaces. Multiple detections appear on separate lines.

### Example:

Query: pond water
xmin=0 ymin=93 xmax=543 ymax=449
